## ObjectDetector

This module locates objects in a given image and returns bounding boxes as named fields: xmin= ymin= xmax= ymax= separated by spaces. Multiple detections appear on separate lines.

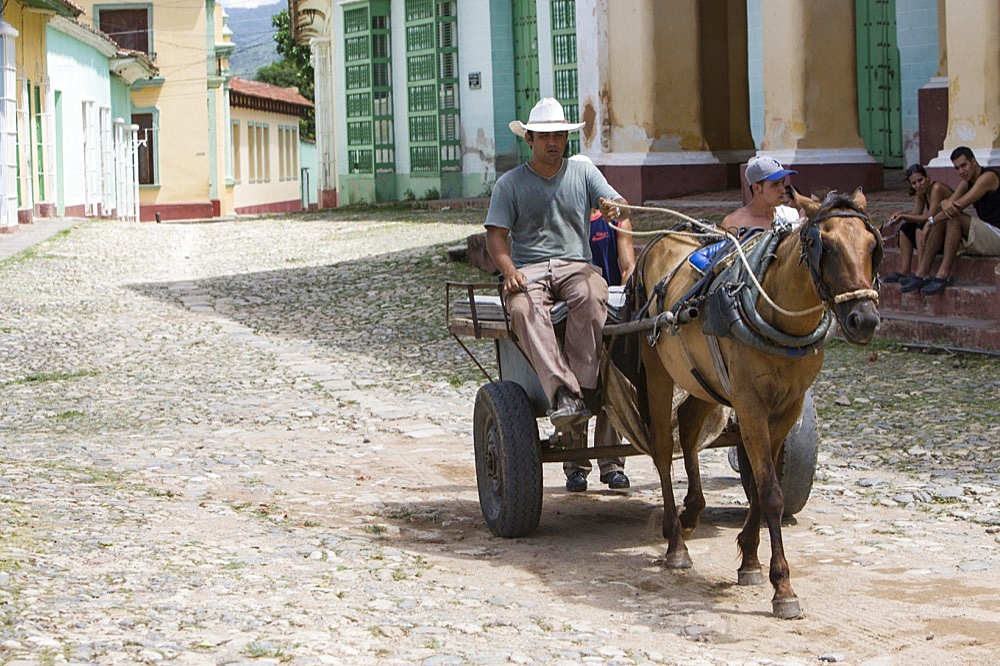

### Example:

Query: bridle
xmin=798 ymin=199 xmax=884 ymax=307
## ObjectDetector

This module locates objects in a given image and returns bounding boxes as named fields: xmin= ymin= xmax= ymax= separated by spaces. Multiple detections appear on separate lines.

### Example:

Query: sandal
xmin=899 ymin=275 xmax=930 ymax=293
xmin=920 ymin=276 xmax=954 ymax=296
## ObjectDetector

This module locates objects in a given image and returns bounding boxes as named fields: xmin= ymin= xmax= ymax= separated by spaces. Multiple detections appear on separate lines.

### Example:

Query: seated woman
xmin=882 ymin=164 xmax=954 ymax=283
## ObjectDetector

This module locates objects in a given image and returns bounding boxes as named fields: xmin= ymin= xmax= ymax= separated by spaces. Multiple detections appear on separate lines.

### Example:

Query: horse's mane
xmin=815 ymin=191 xmax=866 ymax=218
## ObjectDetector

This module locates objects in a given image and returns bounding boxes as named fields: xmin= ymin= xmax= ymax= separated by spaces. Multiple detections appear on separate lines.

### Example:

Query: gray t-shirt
xmin=484 ymin=159 xmax=621 ymax=267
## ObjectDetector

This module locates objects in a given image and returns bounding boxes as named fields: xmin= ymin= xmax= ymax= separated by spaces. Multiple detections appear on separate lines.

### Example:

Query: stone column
xmin=577 ymin=0 xmax=735 ymax=203
xmin=931 ymin=0 xmax=1000 ymax=166
xmin=759 ymin=0 xmax=880 ymax=195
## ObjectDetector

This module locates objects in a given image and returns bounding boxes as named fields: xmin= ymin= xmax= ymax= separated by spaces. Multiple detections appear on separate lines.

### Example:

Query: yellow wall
xmin=78 ymin=1 xmax=226 ymax=212
xmin=8 ymin=4 xmax=49 ymax=212
xmin=942 ymin=0 xmax=1000 ymax=150
xmin=230 ymin=106 xmax=303 ymax=211
xmin=8 ymin=6 xmax=47 ymax=84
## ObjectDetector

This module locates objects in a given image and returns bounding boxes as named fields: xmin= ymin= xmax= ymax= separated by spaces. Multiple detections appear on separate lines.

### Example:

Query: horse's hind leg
xmin=642 ymin=347 xmax=692 ymax=568
xmin=676 ymin=397 xmax=717 ymax=531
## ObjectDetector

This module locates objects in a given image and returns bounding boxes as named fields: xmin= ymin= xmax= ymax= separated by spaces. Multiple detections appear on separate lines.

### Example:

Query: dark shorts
xmin=900 ymin=221 xmax=919 ymax=245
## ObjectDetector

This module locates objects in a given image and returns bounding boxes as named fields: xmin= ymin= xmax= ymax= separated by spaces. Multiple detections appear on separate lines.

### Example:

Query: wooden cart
xmin=447 ymin=281 xmax=818 ymax=538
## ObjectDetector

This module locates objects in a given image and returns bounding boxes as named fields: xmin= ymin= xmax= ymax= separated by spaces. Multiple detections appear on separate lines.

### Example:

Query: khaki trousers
xmin=505 ymin=259 xmax=608 ymax=405
xmin=563 ymin=412 xmax=626 ymax=477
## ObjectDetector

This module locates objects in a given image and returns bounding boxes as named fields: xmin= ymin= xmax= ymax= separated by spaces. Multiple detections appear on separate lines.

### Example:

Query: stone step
xmin=880 ymin=248 xmax=1000 ymax=285
xmin=878 ymin=312 xmax=1000 ymax=352
xmin=879 ymin=282 xmax=998 ymax=320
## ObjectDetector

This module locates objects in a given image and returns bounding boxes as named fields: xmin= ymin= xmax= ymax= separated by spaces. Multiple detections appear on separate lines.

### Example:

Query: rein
xmin=619 ymin=201 xmax=882 ymax=317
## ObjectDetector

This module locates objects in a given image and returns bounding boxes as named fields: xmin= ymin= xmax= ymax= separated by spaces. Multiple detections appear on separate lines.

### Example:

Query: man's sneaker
xmin=565 ymin=470 xmax=588 ymax=492
xmin=600 ymin=470 xmax=630 ymax=490
xmin=549 ymin=387 xmax=591 ymax=429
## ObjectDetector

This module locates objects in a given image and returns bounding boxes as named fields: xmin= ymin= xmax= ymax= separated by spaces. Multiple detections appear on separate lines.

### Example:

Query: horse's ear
xmin=795 ymin=187 xmax=820 ymax=218
xmin=851 ymin=186 xmax=867 ymax=210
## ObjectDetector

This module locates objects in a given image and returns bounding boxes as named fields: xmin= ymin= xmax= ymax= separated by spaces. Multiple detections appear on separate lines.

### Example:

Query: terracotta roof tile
xmin=229 ymin=77 xmax=313 ymax=108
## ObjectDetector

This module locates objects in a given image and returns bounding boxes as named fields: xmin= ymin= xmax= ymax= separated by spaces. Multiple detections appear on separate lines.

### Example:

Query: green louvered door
xmin=856 ymin=0 xmax=903 ymax=167
xmin=512 ymin=0 xmax=540 ymax=163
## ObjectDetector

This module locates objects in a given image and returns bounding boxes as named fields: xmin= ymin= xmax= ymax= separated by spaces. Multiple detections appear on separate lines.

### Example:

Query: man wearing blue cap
xmin=723 ymin=155 xmax=800 ymax=230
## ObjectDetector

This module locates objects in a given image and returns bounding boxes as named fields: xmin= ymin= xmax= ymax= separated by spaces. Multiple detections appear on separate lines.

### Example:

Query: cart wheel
xmin=473 ymin=381 xmax=542 ymax=537
xmin=737 ymin=390 xmax=818 ymax=517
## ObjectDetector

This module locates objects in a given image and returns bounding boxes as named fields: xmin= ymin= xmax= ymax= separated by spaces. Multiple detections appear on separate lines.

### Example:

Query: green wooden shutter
xmin=856 ymin=0 xmax=903 ymax=167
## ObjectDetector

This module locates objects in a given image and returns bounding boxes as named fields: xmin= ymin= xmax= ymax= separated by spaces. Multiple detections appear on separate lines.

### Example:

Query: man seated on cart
xmin=484 ymin=98 xmax=630 ymax=435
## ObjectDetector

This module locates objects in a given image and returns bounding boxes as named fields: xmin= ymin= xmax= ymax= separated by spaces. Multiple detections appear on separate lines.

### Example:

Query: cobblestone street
xmin=1 ymin=210 xmax=999 ymax=665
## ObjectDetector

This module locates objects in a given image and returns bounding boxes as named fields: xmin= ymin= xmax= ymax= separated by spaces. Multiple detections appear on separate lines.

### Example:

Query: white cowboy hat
xmin=508 ymin=97 xmax=586 ymax=137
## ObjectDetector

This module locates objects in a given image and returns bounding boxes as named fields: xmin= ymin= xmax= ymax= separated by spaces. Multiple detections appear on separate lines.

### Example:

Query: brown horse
xmin=635 ymin=189 xmax=881 ymax=618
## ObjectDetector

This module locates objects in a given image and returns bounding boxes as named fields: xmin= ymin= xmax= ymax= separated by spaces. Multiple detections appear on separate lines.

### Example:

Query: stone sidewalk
xmin=0 ymin=217 xmax=87 ymax=262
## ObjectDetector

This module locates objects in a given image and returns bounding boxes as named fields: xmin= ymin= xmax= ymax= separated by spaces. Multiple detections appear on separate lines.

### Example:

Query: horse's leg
xmin=676 ymin=397 xmax=717 ymax=531
xmin=641 ymin=347 xmax=691 ymax=568
xmin=737 ymin=411 xmax=801 ymax=619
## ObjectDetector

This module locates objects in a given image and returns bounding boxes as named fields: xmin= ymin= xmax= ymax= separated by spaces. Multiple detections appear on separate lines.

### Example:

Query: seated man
xmin=723 ymin=155 xmax=799 ymax=231
xmin=901 ymin=146 xmax=1000 ymax=295
xmin=485 ymin=99 xmax=629 ymax=431
xmin=560 ymin=155 xmax=635 ymax=492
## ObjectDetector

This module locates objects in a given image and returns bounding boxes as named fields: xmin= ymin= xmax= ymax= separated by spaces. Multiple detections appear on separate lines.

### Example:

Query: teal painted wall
xmin=894 ymin=0 xmax=939 ymax=167
xmin=110 ymin=77 xmax=131 ymax=123
xmin=46 ymin=25 xmax=113 ymax=213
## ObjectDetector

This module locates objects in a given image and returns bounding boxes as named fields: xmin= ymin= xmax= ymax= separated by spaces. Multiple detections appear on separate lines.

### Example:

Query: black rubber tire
xmin=473 ymin=381 xmax=542 ymax=537
xmin=737 ymin=390 xmax=818 ymax=517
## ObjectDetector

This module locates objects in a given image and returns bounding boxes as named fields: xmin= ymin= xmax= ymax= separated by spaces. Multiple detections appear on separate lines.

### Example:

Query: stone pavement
xmin=4 ymin=214 xmax=728 ymax=665
xmin=2 ymin=203 xmax=996 ymax=665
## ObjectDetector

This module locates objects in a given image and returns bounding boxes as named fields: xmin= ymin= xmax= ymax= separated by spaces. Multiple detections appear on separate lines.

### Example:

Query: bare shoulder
xmin=721 ymin=206 xmax=747 ymax=227
xmin=980 ymin=169 xmax=1000 ymax=187
xmin=930 ymin=180 xmax=954 ymax=196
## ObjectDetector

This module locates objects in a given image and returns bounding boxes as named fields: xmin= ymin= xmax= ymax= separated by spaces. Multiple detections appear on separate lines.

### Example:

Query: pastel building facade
xmin=229 ymin=77 xmax=313 ymax=215
xmin=1 ymin=0 xmax=156 ymax=230
xmin=75 ymin=0 xmax=235 ymax=221
xmin=288 ymin=0 xmax=1000 ymax=206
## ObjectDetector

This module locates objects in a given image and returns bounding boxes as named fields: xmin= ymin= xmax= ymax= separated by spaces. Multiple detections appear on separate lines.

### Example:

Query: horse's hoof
xmin=737 ymin=567 xmax=765 ymax=586
xmin=662 ymin=550 xmax=693 ymax=569
xmin=772 ymin=597 xmax=802 ymax=619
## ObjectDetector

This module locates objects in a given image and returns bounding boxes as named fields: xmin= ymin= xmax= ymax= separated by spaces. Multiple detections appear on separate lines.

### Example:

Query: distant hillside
xmin=225 ymin=2 xmax=284 ymax=79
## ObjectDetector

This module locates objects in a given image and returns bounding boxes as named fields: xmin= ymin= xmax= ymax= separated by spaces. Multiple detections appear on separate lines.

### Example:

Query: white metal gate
xmin=0 ymin=19 xmax=18 ymax=228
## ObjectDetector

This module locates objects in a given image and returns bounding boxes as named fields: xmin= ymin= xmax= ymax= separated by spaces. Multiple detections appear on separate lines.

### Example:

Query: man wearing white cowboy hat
xmin=485 ymin=98 xmax=631 ymax=452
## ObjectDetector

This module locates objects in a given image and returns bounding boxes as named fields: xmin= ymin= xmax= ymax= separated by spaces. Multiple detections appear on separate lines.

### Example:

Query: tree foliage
xmin=255 ymin=10 xmax=315 ymax=139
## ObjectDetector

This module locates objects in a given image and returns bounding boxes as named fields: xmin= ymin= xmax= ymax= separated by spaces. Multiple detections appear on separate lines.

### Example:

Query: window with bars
xmin=231 ymin=120 xmax=241 ymax=181
xmin=245 ymin=121 xmax=270 ymax=182
xmin=263 ymin=125 xmax=270 ymax=180
xmin=285 ymin=125 xmax=298 ymax=179
xmin=551 ymin=0 xmax=579 ymax=155
xmin=278 ymin=125 xmax=285 ymax=180
xmin=345 ymin=36 xmax=369 ymax=62
xmin=247 ymin=121 xmax=256 ymax=181
xmin=343 ymin=1 xmax=394 ymax=177
xmin=133 ymin=111 xmax=156 ymax=185
xmin=404 ymin=0 xmax=459 ymax=174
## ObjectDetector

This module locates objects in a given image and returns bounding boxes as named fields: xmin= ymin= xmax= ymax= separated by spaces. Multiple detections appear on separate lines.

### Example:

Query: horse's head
xmin=794 ymin=188 xmax=883 ymax=344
